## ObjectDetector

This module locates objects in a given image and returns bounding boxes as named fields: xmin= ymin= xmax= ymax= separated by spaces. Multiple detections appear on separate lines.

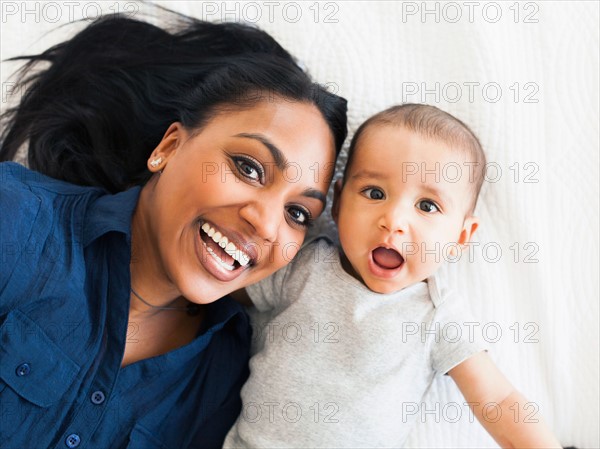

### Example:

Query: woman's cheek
xmin=276 ymin=231 xmax=304 ymax=267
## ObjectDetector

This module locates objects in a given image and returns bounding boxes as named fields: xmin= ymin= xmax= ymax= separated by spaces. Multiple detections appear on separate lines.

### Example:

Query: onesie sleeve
xmin=245 ymin=262 xmax=292 ymax=312
xmin=429 ymin=290 xmax=489 ymax=375
xmin=245 ymin=238 xmax=330 ymax=313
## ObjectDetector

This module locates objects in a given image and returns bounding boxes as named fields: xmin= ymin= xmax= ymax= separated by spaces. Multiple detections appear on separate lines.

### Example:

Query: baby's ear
xmin=331 ymin=179 xmax=343 ymax=224
xmin=457 ymin=216 xmax=479 ymax=246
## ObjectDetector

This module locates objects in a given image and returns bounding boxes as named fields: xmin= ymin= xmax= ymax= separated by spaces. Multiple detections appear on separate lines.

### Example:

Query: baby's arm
xmin=449 ymin=351 xmax=561 ymax=448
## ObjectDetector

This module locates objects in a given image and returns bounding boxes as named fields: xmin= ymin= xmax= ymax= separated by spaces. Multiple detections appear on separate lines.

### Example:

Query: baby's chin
xmin=361 ymin=277 xmax=415 ymax=295
xmin=361 ymin=267 xmax=439 ymax=295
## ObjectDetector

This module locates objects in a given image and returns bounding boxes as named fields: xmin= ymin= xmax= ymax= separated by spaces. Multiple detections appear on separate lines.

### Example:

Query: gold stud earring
xmin=150 ymin=157 xmax=162 ymax=168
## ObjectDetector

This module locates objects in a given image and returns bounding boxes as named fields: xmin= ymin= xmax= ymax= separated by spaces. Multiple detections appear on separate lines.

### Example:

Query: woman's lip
xmin=194 ymin=224 xmax=249 ymax=282
xmin=200 ymin=219 xmax=258 ymax=264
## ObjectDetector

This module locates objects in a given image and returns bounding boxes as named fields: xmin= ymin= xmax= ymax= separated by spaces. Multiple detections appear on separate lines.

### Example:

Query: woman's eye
xmin=287 ymin=206 xmax=312 ymax=227
xmin=362 ymin=187 xmax=385 ymax=200
xmin=417 ymin=200 xmax=439 ymax=213
xmin=233 ymin=156 xmax=263 ymax=182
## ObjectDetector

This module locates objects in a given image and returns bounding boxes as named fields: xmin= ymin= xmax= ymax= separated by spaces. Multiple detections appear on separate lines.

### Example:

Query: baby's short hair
xmin=343 ymin=103 xmax=486 ymax=214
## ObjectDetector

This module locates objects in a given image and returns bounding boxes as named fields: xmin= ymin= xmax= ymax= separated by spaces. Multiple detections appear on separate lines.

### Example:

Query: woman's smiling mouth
xmin=201 ymin=222 xmax=252 ymax=267
xmin=196 ymin=221 xmax=255 ymax=281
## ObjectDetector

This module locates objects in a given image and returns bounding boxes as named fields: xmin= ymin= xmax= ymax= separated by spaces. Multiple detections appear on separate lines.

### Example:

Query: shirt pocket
xmin=0 ymin=309 xmax=80 ymax=407
xmin=125 ymin=424 xmax=166 ymax=449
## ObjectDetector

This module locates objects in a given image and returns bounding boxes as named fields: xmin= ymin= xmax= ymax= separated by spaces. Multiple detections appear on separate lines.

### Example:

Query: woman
xmin=0 ymin=11 xmax=347 ymax=449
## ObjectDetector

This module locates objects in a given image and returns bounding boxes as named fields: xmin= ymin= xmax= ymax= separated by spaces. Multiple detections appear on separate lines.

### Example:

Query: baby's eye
xmin=233 ymin=156 xmax=264 ymax=183
xmin=362 ymin=187 xmax=385 ymax=200
xmin=286 ymin=206 xmax=312 ymax=228
xmin=417 ymin=200 xmax=439 ymax=213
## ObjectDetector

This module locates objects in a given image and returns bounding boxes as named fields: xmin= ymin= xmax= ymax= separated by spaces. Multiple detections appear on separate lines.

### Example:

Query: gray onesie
xmin=224 ymin=237 xmax=485 ymax=448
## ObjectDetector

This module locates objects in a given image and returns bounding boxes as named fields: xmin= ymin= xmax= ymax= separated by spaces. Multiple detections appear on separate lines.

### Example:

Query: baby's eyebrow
xmin=233 ymin=133 xmax=288 ymax=171
xmin=422 ymin=184 xmax=454 ymax=208
xmin=350 ymin=169 xmax=381 ymax=180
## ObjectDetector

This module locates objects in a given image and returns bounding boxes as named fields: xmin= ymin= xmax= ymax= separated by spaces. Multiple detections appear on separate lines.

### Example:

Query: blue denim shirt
xmin=0 ymin=162 xmax=251 ymax=449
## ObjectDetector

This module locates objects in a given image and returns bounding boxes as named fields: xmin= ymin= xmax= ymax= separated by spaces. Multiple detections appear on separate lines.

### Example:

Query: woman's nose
xmin=239 ymin=199 xmax=281 ymax=243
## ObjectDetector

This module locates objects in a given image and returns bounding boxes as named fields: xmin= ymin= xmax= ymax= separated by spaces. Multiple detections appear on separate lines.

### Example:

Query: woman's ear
xmin=332 ymin=179 xmax=343 ymax=224
xmin=147 ymin=122 xmax=187 ymax=173
xmin=457 ymin=216 xmax=479 ymax=246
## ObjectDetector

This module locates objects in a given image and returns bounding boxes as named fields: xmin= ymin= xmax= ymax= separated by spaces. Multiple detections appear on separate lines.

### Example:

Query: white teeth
xmin=200 ymin=222 xmax=252 ymax=267
xmin=223 ymin=243 xmax=249 ymax=267
xmin=238 ymin=252 xmax=250 ymax=267
xmin=219 ymin=236 xmax=228 ymax=248
xmin=206 ymin=246 xmax=234 ymax=271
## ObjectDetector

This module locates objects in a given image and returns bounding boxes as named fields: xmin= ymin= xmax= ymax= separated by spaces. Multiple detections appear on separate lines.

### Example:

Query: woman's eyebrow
xmin=302 ymin=188 xmax=326 ymax=207
xmin=234 ymin=132 xmax=325 ymax=207
xmin=233 ymin=133 xmax=287 ymax=171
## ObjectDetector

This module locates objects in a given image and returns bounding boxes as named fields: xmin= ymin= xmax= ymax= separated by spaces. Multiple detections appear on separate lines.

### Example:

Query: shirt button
xmin=15 ymin=363 xmax=31 ymax=376
xmin=91 ymin=390 xmax=105 ymax=405
xmin=65 ymin=433 xmax=81 ymax=448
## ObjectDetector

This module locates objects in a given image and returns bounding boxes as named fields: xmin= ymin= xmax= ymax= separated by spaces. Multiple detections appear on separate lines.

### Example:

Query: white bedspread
xmin=1 ymin=1 xmax=598 ymax=447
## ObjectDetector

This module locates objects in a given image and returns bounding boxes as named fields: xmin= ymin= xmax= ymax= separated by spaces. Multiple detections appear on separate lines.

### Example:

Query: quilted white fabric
xmin=1 ymin=1 xmax=598 ymax=447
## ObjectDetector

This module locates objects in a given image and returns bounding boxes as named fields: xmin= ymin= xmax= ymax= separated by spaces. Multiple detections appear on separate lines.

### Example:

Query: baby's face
xmin=333 ymin=125 xmax=479 ymax=294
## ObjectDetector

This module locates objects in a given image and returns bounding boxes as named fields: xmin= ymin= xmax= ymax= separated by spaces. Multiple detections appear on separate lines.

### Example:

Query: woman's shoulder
xmin=1 ymin=162 xmax=105 ymax=237
xmin=1 ymin=162 xmax=105 ymax=197
xmin=0 ymin=163 xmax=107 ymax=295
xmin=1 ymin=163 xmax=56 ymax=247
xmin=1 ymin=162 xmax=43 ymax=217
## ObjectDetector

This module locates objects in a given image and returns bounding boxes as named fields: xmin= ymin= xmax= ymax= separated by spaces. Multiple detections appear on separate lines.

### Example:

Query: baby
xmin=224 ymin=104 xmax=560 ymax=448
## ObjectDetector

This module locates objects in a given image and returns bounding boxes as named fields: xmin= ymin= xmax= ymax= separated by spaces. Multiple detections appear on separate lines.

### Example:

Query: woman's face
xmin=143 ymin=99 xmax=336 ymax=304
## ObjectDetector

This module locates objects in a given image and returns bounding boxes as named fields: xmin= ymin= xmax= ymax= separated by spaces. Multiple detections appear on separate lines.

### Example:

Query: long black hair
xmin=0 ymin=10 xmax=347 ymax=193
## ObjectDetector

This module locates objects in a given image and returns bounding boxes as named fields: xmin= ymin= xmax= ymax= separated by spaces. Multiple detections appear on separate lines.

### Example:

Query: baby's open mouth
xmin=200 ymin=222 xmax=252 ymax=271
xmin=372 ymin=246 xmax=404 ymax=270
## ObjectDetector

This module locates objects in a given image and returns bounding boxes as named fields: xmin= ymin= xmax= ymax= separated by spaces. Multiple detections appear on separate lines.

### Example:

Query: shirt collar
xmin=82 ymin=186 xmax=141 ymax=246
xmin=203 ymin=294 xmax=249 ymax=331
